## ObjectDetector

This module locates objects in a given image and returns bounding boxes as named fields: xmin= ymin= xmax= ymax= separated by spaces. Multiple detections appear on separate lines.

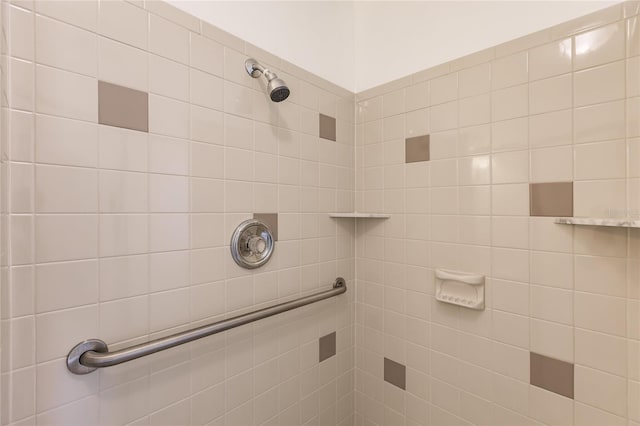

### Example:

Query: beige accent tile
xmin=429 ymin=72 xmax=457 ymax=105
xmin=405 ymin=135 xmax=430 ymax=163
xmin=492 ymin=150 xmax=529 ymax=184
xmin=574 ymin=100 xmax=625 ymax=144
xmin=530 ymin=110 xmax=572 ymax=148
xmin=529 ymin=182 xmax=573 ymax=217
xmin=575 ymin=365 xmax=627 ymax=417
xmin=99 ymin=81 xmax=148 ymax=132
xmin=575 ymin=291 xmax=626 ymax=336
xmin=458 ymin=94 xmax=490 ymax=127
xmin=35 ymin=14 xmax=97 ymax=77
xmin=492 ymin=52 xmax=528 ymax=90
xmin=573 ymin=180 xmax=626 ymax=217
xmin=253 ymin=213 xmax=278 ymax=241
xmin=149 ymin=54 xmax=189 ymax=101
xmin=458 ymin=63 xmax=491 ymax=98
xmin=629 ymin=16 xmax=640 ymax=56
xmin=99 ymin=0 xmax=148 ymax=50
xmin=574 ymin=21 xmax=625 ymax=70
xmin=319 ymin=114 xmax=336 ymax=141
xmin=530 ymin=352 xmax=574 ymax=398
xmin=319 ymin=332 xmax=336 ymax=362
xmin=529 ymin=38 xmax=572 ymax=81
xmin=37 ymin=65 xmax=97 ymax=122
xmin=492 ymin=118 xmax=528 ymax=152
xmin=574 ymin=140 xmax=626 ymax=180
xmin=529 ymin=74 xmax=572 ymax=115
xmin=148 ymin=14 xmax=189 ymax=64
xmin=35 ymin=0 xmax=98 ymax=32
xmin=530 ymin=146 xmax=573 ymax=183
xmin=99 ymin=37 xmax=148 ymax=92
xmin=492 ymin=84 xmax=528 ymax=121
xmin=574 ymin=61 xmax=625 ymax=107
xmin=384 ymin=358 xmax=406 ymax=390
xmin=575 ymin=328 xmax=627 ymax=377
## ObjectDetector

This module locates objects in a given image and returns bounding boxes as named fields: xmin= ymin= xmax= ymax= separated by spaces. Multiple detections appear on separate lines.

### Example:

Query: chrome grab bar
xmin=67 ymin=277 xmax=347 ymax=375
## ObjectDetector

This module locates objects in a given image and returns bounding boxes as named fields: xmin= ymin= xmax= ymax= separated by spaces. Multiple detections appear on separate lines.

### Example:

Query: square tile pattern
xmin=529 ymin=182 xmax=574 ymax=217
xmin=384 ymin=357 xmax=406 ymax=390
xmin=319 ymin=331 xmax=336 ymax=362
xmin=98 ymin=80 xmax=148 ymax=132
xmin=319 ymin=113 xmax=337 ymax=141
xmin=405 ymin=134 xmax=430 ymax=163
xmin=530 ymin=352 xmax=575 ymax=398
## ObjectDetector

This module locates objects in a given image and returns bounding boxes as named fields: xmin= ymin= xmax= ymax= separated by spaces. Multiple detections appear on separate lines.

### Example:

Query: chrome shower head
xmin=245 ymin=58 xmax=290 ymax=103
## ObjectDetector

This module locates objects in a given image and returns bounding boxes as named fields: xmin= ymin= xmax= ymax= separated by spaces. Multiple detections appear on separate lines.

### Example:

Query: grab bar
xmin=67 ymin=277 xmax=346 ymax=374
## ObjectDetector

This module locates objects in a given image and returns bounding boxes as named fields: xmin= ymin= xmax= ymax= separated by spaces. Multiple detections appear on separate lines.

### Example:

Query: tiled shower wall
xmin=0 ymin=1 xmax=356 ymax=425
xmin=354 ymin=2 xmax=640 ymax=426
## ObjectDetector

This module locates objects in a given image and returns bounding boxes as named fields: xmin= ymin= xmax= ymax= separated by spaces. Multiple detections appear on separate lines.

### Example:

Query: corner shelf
xmin=555 ymin=217 xmax=640 ymax=228
xmin=329 ymin=212 xmax=391 ymax=219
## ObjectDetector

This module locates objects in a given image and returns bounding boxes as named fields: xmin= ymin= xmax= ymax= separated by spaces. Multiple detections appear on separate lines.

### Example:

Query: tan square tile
xmin=99 ymin=81 xmax=148 ymax=132
xmin=530 ymin=352 xmax=574 ymax=398
xmin=405 ymin=135 xmax=430 ymax=163
xmin=529 ymin=182 xmax=573 ymax=217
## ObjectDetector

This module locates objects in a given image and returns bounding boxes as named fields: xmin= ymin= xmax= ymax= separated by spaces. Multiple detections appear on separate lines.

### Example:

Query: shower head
xmin=245 ymin=58 xmax=290 ymax=103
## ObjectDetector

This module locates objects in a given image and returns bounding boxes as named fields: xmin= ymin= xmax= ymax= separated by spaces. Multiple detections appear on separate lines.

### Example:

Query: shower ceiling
xmin=169 ymin=0 xmax=620 ymax=92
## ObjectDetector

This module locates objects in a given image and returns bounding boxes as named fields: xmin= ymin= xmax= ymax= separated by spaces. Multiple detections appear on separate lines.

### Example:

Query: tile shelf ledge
xmin=555 ymin=217 xmax=640 ymax=228
xmin=329 ymin=213 xmax=391 ymax=219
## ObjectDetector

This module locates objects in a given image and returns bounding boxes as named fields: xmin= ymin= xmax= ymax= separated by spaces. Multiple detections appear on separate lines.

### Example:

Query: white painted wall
xmin=169 ymin=1 xmax=356 ymax=90
xmin=353 ymin=1 xmax=619 ymax=91
xmin=171 ymin=0 xmax=620 ymax=93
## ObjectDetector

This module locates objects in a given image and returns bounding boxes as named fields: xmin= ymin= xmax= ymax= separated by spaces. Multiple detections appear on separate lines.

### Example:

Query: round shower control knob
xmin=230 ymin=219 xmax=275 ymax=269
xmin=248 ymin=235 xmax=267 ymax=254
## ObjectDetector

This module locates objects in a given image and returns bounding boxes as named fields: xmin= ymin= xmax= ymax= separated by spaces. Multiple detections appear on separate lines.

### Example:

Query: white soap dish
xmin=435 ymin=269 xmax=485 ymax=310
